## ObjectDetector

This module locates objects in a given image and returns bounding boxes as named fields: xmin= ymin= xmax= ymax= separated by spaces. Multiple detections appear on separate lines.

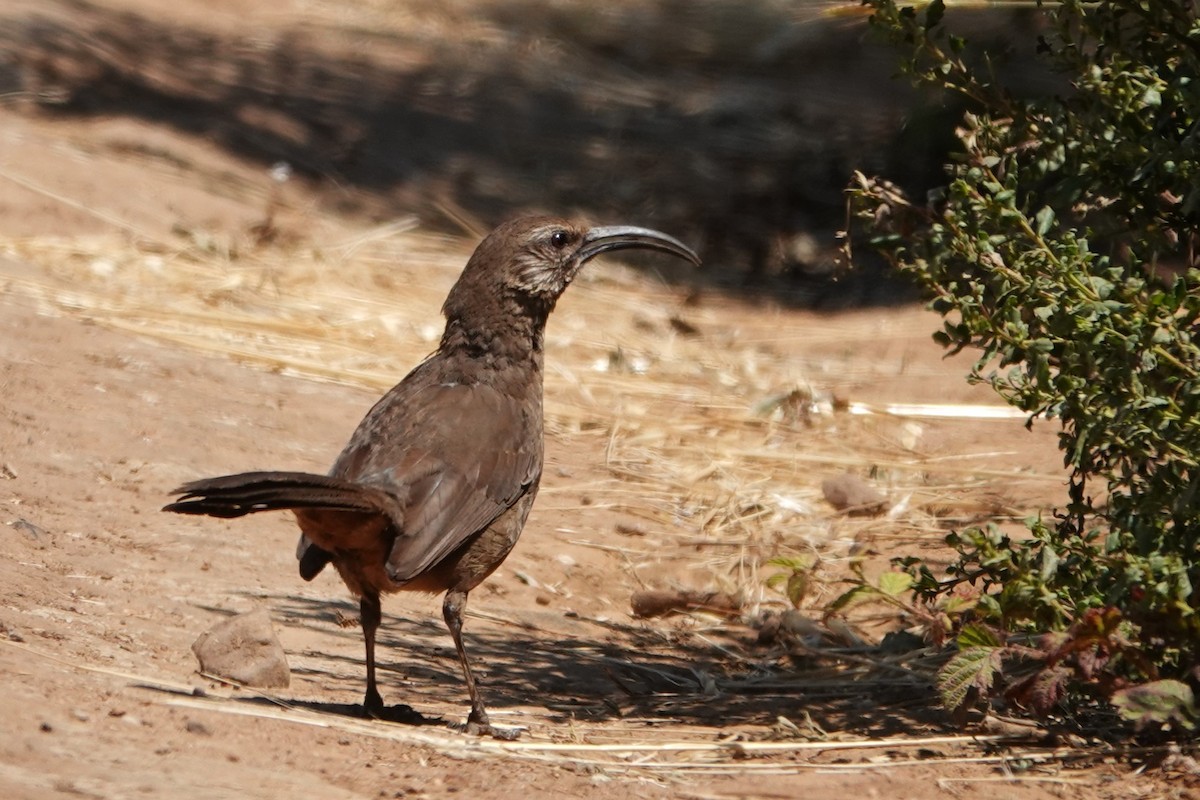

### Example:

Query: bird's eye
xmin=549 ymin=230 xmax=570 ymax=249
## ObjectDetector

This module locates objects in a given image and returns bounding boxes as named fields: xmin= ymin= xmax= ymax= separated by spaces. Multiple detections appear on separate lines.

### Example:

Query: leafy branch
xmin=843 ymin=0 xmax=1200 ymax=737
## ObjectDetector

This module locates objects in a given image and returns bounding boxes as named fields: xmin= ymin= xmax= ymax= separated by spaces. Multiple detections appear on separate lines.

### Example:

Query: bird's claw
xmin=463 ymin=717 xmax=522 ymax=740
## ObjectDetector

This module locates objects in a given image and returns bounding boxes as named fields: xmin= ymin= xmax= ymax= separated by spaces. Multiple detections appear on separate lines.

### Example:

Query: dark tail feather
xmin=163 ymin=471 xmax=391 ymax=518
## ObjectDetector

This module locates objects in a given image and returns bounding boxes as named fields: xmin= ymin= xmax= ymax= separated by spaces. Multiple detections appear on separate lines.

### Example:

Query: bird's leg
xmin=442 ymin=590 xmax=486 ymax=727
xmin=443 ymin=589 xmax=518 ymax=740
xmin=360 ymin=593 xmax=385 ymax=715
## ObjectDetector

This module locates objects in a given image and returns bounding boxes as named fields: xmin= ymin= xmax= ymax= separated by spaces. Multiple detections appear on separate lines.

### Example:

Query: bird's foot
xmin=363 ymin=687 xmax=385 ymax=716
xmin=464 ymin=720 xmax=522 ymax=740
xmin=462 ymin=712 xmax=522 ymax=740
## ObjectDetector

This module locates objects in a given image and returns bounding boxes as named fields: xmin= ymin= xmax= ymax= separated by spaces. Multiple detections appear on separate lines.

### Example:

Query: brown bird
xmin=164 ymin=216 xmax=699 ymax=738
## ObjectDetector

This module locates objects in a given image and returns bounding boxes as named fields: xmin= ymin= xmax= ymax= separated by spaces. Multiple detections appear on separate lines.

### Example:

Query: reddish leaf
xmin=1008 ymin=665 xmax=1071 ymax=715
xmin=1075 ymin=643 xmax=1111 ymax=682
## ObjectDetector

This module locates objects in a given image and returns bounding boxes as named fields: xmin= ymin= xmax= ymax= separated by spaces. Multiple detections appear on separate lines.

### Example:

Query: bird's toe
xmin=463 ymin=719 xmax=522 ymax=740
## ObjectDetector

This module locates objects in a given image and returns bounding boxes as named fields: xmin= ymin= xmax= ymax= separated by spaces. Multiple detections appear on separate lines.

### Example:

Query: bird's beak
xmin=577 ymin=226 xmax=701 ymax=267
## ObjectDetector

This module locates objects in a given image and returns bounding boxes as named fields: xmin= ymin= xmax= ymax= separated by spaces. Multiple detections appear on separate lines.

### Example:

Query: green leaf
xmin=785 ymin=571 xmax=809 ymax=609
xmin=1112 ymin=680 xmax=1197 ymax=731
xmin=878 ymin=570 xmax=914 ymax=598
xmin=766 ymin=556 xmax=813 ymax=572
xmin=1033 ymin=304 xmax=1057 ymax=321
xmin=827 ymin=584 xmax=881 ymax=614
xmin=924 ymin=0 xmax=945 ymax=30
xmin=940 ymin=593 xmax=979 ymax=615
xmin=1034 ymin=205 xmax=1055 ymax=236
xmin=937 ymin=645 xmax=1002 ymax=712
xmin=1088 ymin=275 xmax=1114 ymax=298
xmin=957 ymin=623 xmax=1002 ymax=649
xmin=1039 ymin=544 xmax=1059 ymax=582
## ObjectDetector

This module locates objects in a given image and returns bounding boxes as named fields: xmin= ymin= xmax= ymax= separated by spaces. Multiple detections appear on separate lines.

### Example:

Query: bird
xmin=164 ymin=215 xmax=700 ymax=738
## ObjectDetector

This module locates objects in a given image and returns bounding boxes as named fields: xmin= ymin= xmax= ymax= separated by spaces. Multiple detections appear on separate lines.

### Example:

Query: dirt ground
xmin=1 ymin=2 xmax=1196 ymax=799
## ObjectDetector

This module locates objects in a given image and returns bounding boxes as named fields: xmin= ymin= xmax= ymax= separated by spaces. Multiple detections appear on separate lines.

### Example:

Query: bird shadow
xmin=201 ymin=591 xmax=953 ymax=738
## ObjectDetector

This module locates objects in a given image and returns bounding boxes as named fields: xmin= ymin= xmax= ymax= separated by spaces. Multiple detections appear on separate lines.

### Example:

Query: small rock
xmin=821 ymin=473 xmax=888 ymax=515
xmin=185 ymin=719 xmax=212 ymax=736
xmin=191 ymin=607 xmax=290 ymax=689
xmin=11 ymin=518 xmax=48 ymax=542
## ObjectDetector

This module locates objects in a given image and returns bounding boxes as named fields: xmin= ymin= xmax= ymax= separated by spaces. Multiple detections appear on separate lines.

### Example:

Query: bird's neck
xmin=438 ymin=309 xmax=548 ymax=373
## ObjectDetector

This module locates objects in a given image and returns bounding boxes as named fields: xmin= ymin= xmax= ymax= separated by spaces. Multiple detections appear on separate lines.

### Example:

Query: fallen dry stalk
xmin=158 ymin=691 xmax=1190 ymax=780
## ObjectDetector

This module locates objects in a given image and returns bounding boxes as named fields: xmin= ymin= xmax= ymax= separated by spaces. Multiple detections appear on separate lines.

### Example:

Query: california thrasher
xmin=164 ymin=215 xmax=699 ymax=738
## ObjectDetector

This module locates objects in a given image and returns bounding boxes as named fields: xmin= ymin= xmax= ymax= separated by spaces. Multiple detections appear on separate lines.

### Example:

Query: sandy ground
xmin=1 ymin=1 xmax=1196 ymax=798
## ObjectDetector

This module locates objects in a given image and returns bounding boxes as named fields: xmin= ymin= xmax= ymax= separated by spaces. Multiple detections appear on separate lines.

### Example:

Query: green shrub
xmin=845 ymin=0 xmax=1200 ymax=734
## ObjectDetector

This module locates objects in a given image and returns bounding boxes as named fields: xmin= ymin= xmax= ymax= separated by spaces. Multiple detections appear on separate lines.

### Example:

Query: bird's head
xmin=501 ymin=217 xmax=700 ymax=302
xmin=443 ymin=215 xmax=700 ymax=338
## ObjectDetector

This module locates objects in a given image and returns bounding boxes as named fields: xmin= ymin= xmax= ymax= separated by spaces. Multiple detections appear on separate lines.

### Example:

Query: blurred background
xmin=0 ymin=0 xmax=1051 ymax=305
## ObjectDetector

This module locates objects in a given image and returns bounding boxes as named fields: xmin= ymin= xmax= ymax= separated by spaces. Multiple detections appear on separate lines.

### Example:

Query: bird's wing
xmin=331 ymin=375 xmax=542 ymax=583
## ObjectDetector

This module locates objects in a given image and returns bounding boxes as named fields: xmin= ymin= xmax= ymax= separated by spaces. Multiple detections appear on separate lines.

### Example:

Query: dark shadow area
xmin=2 ymin=0 xmax=1053 ymax=306
xmin=214 ymin=592 xmax=952 ymax=738
xmin=270 ymin=698 xmax=443 ymax=727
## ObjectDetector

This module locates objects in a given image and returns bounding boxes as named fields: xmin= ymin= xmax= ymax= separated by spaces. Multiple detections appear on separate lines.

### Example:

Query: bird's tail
xmin=163 ymin=471 xmax=392 ymax=518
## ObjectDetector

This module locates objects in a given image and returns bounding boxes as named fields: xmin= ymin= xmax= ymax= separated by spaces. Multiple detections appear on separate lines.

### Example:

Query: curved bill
xmin=578 ymin=225 xmax=701 ymax=267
